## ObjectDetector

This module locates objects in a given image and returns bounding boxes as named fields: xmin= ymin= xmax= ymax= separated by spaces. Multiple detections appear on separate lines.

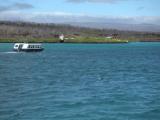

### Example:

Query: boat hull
xmin=13 ymin=48 xmax=44 ymax=52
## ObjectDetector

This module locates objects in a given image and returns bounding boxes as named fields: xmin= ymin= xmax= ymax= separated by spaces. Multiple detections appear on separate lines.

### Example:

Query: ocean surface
xmin=0 ymin=42 xmax=160 ymax=120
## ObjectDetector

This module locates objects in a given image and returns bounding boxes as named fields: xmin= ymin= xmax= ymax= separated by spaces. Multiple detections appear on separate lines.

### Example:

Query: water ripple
xmin=0 ymin=43 xmax=160 ymax=120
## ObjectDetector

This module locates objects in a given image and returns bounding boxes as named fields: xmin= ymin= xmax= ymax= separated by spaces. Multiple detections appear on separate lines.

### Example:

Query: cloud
xmin=0 ymin=11 xmax=160 ymax=25
xmin=66 ymin=0 xmax=127 ymax=3
xmin=13 ymin=3 xmax=34 ymax=9
xmin=0 ymin=11 xmax=160 ymax=32
xmin=0 ymin=2 xmax=34 ymax=12
xmin=137 ymin=6 xmax=145 ymax=11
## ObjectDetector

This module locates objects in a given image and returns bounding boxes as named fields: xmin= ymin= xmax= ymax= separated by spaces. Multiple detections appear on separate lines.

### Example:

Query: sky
xmin=0 ymin=0 xmax=160 ymax=25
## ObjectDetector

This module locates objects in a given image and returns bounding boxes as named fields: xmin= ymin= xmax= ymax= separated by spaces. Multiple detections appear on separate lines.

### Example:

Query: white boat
xmin=13 ymin=43 xmax=44 ymax=52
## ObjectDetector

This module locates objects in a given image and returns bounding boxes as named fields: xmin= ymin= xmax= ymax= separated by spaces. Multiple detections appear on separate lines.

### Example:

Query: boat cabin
xmin=13 ymin=43 xmax=44 ymax=52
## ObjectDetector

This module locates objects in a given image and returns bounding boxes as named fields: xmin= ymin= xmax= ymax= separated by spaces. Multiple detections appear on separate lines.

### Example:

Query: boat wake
xmin=0 ymin=51 xmax=19 ymax=54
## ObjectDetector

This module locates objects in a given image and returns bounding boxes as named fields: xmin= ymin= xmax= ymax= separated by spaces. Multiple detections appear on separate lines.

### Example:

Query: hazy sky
xmin=0 ymin=0 xmax=160 ymax=24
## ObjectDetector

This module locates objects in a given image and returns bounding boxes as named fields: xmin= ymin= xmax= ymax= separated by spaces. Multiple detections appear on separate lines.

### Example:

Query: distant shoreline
xmin=1 ymin=21 xmax=160 ymax=44
xmin=0 ymin=41 xmax=160 ymax=44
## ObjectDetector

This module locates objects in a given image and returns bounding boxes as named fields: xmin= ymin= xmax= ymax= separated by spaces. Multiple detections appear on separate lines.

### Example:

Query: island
xmin=0 ymin=21 xmax=160 ymax=43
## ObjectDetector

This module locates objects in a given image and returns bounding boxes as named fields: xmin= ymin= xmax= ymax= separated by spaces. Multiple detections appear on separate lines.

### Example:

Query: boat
xmin=13 ymin=43 xmax=44 ymax=52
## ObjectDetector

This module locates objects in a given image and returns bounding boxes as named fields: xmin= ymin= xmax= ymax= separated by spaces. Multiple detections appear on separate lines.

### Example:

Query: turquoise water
xmin=0 ymin=43 xmax=160 ymax=120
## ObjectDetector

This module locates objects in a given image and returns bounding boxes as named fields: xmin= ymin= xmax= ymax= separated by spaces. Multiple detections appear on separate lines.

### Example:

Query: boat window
xmin=15 ymin=45 xmax=18 ymax=47
xmin=27 ymin=45 xmax=42 ymax=48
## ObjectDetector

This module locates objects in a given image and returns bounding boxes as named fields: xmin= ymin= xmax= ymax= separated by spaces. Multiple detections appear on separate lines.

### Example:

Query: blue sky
xmin=33 ymin=0 xmax=160 ymax=16
xmin=0 ymin=0 xmax=160 ymax=25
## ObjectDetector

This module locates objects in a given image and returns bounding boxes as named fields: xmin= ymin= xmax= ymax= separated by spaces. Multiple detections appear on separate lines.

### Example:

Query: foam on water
xmin=3 ymin=51 xmax=18 ymax=54
xmin=0 ymin=51 xmax=20 ymax=55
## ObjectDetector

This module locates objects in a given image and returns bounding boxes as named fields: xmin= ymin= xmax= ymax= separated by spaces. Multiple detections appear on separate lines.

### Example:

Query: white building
xmin=59 ymin=34 xmax=64 ymax=41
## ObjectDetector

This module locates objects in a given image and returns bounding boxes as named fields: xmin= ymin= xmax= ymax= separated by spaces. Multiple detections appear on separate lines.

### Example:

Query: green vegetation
xmin=0 ymin=38 xmax=59 ymax=43
xmin=64 ymin=37 xmax=128 ymax=43
xmin=0 ymin=37 xmax=128 ymax=43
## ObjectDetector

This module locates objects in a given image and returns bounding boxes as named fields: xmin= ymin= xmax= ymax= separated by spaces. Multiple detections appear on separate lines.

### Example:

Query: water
xmin=0 ymin=43 xmax=160 ymax=120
